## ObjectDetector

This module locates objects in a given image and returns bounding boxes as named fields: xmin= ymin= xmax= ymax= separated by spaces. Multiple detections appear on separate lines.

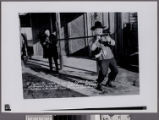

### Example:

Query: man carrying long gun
xmin=90 ymin=21 xmax=118 ymax=90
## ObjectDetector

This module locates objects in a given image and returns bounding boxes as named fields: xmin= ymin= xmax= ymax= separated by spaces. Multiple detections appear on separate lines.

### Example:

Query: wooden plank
xmin=56 ymin=13 xmax=63 ymax=69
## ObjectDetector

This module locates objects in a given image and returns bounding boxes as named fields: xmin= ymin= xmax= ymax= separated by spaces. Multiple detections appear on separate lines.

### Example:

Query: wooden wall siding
xmin=109 ymin=13 xmax=115 ymax=34
xmin=20 ymin=12 xmax=138 ymax=67
xmin=60 ymin=25 xmax=67 ymax=56
xmin=121 ymin=13 xmax=130 ymax=28
xmin=20 ymin=13 xmax=117 ymax=57
xmin=69 ymin=14 xmax=86 ymax=54
xmin=21 ymin=27 xmax=33 ymax=41
xmin=120 ymin=13 xmax=130 ymax=58
xmin=59 ymin=16 xmax=68 ymax=56
xmin=86 ymin=13 xmax=93 ymax=40
xmin=114 ymin=13 xmax=123 ymax=61
xmin=88 ymin=13 xmax=115 ymax=35
xmin=103 ymin=13 xmax=109 ymax=28
xmin=84 ymin=13 xmax=89 ymax=46
xmin=90 ymin=13 xmax=104 ymax=28
xmin=59 ymin=13 xmax=87 ymax=56
xmin=86 ymin=13 xmax=93 ymax=57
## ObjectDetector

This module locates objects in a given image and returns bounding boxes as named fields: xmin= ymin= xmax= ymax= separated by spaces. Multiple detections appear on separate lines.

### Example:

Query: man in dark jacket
xmin=40 ymin=29 xmax=59 ymax=72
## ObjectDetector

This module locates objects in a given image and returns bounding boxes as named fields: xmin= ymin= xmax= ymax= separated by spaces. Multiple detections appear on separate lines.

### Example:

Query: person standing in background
xmin=39 ymin=29 xmax=59 ymax=73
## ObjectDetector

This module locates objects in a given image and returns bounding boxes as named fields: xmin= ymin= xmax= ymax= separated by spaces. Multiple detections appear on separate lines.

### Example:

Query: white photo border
xmin=1 ymin=1 xmax=157 ymax=113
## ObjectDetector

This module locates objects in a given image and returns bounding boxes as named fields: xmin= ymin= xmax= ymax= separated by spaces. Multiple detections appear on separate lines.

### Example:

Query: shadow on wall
xmin=64 ymin=22 xmax=139 ymax=73
xmin=60 ymin=13 xmax=86 ymax=56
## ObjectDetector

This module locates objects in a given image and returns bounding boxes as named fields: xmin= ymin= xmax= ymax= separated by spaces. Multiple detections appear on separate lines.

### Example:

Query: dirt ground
xmin=22 ymin=57 xmax=139 ymax=99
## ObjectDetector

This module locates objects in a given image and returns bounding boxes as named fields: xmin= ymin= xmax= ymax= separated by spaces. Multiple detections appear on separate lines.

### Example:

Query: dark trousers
xmin=48 ymin=57 xmax=59 ymax=71
xmin=97 ymin=58 xmax=118 ymax=84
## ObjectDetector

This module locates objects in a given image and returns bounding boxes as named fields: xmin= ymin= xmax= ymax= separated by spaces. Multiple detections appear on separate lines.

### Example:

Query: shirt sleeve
xmin=106 ymin=36 xmax=115 ymax=46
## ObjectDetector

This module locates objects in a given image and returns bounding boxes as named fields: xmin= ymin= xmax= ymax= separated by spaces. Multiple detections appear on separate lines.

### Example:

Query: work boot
xmin=96 ymin=84 xmax=102 ymax=91
xmin=49 ymin=68 xmax=53 ymax=72
xmin=105 ymin=81 xmax=116 ymax=88
xmin=55 ymin=67 xmax=59 ymax=73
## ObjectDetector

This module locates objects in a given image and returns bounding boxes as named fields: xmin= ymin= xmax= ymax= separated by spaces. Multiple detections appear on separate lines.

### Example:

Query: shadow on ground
xmin=23 ymin=73 xmax=86 ymax=99
xmin=25 ymin=61 xmax=97 ymax=88
xmin=22 ymin=59 xmax=139 ymax=99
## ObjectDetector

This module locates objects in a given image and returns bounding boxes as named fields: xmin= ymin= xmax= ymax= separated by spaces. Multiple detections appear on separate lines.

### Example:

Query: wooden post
xmin=56 ymin=13 xmax=63 ymax=70
xmin=108 ymin=12 xmax=110 ymax=28
xmin=49 ymin=13 xmax=53 ymax=33
xmin=84 ymin=13 xmax=88 ymax=46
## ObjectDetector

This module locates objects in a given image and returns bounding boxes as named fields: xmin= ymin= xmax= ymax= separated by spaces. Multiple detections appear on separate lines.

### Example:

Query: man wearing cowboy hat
xmin=90 ymin=21 xmax=118 ymax=90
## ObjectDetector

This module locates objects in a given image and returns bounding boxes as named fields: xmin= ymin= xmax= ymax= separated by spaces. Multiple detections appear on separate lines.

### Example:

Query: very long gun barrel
xmin=57 ymin=33 xmax=109 ymax=41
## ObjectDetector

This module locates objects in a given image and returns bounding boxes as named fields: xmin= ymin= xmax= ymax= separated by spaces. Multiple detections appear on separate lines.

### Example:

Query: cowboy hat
xmin=91 ymin=21 xmax=105 ymax=30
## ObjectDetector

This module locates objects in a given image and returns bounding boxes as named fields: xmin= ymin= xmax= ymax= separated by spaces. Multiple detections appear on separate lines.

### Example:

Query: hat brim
xmin=91 ymin=26 xmax=105 ymax=30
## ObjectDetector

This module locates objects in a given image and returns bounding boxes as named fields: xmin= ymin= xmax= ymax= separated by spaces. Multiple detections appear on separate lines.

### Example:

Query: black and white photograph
xmin=19 ymin=12 xmax=139 ymax=99
xmin=1 ymin=1 xmax=157 ymax=112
